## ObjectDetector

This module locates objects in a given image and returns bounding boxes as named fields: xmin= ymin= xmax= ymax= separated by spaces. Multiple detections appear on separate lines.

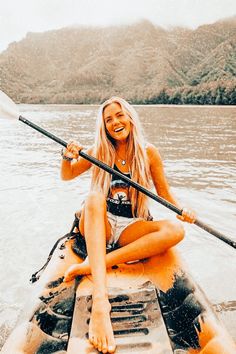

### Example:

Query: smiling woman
xmin=60 ymin=96 xmax=197 ymax=353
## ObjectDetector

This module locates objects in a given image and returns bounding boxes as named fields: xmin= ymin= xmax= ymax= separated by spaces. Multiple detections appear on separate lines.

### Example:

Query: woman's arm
xmin=146 ymin=143 xmax=195 ymax=223
xmin=61 ymin=143 xmax=93 ymax=181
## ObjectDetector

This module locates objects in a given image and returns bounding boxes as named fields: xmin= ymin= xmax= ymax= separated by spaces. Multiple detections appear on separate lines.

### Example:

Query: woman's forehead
xmin=103 ymin=102 xmax=122 ymax=117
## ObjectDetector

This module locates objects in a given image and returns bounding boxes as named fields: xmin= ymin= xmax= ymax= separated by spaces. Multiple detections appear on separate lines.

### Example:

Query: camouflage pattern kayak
xmin=2 ymin=225 xmax=236 ymax=354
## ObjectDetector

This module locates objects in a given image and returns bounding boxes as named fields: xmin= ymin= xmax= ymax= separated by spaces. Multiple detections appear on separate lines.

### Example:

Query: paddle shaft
xmin=19 ymin=115 xmax=236 ymax=249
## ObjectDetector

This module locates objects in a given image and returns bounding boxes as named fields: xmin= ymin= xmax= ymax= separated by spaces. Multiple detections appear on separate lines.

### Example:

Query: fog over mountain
xmin=0 ymin=17 xmax=235 ymax=104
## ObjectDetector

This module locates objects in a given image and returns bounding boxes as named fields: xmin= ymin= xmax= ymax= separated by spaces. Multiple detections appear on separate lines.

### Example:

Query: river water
xmin=0 ymin=104 xmax=236 ymax=346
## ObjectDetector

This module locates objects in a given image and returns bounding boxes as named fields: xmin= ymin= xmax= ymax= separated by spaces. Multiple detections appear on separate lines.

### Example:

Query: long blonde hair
xmin=91 ymin=97 xmax=150 ymax=219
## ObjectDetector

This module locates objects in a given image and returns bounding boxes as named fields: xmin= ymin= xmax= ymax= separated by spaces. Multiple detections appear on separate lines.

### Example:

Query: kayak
xmin=1 ymin=222 xmax=236 ymax=354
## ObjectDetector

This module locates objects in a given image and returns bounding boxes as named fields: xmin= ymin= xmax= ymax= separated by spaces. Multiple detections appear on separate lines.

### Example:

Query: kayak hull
xmin=1 ymin=232 xmax=236 ymax=354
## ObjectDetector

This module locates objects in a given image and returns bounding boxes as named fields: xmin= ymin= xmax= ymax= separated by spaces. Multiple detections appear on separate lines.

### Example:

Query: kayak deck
xmin=2 ymin=233 xmax=236 ymax=354
xmin=68 ymin=281 xmax=173 ymax=353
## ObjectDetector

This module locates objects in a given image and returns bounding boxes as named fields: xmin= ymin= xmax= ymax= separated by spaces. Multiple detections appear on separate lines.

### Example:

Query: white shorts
xmin=107 ymin=211 xmax=143 ymax=247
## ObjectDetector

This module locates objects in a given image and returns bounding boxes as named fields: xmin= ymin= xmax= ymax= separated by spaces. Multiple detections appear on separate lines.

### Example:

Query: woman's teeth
xmin=114 ymin=127 xmax=124 ymax=132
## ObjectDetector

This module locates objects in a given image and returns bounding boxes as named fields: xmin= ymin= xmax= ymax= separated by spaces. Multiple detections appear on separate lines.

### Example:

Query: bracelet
xmin=61 ymin=148 xmax=73 ymax=161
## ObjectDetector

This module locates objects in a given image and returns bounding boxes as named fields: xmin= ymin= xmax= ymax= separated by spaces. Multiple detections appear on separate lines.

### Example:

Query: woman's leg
xmin=66 ymin=218 xmax=184 ymax=276
xmin=70 ymin=191 xmax=115 ymax=354
xmin=110 ymin=219 xmax=184 ymax=265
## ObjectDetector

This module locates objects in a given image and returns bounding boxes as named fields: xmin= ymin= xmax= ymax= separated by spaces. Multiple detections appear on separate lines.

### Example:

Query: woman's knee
xmin=163 ymin=220 xmax=185 ymax=243
xmin=84 ymin=191 xmax=106 ymax=213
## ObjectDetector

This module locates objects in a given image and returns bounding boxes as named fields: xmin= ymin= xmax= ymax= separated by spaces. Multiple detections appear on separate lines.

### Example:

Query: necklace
xmin=116 ymin=150 xmax=127 ymax=165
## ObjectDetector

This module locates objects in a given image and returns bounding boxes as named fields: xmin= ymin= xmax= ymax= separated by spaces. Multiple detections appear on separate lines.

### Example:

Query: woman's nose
xmin=112 ymin=116 xmax=120 ymax=125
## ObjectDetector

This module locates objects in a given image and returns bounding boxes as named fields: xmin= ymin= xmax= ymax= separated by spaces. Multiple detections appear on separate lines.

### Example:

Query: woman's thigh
xmin=118 ymin=219 xmax=178 ymax=247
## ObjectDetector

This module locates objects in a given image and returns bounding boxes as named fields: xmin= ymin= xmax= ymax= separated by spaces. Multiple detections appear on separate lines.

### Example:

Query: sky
xmin=0 ymin=0 xmax=235 ymax=52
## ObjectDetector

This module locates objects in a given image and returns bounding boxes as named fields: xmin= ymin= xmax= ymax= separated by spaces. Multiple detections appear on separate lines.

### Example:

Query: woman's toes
xmin=64 ymin=264 xmax=81 ymax=282
xmin=64 ymin=271 xmax=74 ymax=282
xmin=106 ymin=333 xmax=116 ymax=353
xmin=90 ymin=335 xmax=98 ymax=348
xmin=101 ymin=337 xmax=108 ymax=353
xmin=63 ymin=274 xmax=71 ymax=282
xmin=97 ymin=338 xmax=102 ymax=352
xmin=108 ymin=344 xmax=116 ymax=353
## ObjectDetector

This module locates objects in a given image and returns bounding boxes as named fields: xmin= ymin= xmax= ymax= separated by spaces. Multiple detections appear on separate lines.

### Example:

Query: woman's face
xmin=103 ymin=102 xmax=131 ymax=143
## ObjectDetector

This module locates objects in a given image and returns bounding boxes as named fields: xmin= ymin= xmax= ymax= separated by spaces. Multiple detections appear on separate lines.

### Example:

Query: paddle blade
xmin=0 ymin=90 xmax=20 ymax=120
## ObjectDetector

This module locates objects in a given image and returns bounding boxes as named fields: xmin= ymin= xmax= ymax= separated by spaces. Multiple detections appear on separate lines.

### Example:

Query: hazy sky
xmin=0 ymin=0 xmax=235 ymax=52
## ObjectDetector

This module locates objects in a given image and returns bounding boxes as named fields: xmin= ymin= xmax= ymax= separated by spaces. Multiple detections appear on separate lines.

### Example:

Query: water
xmin=0 ymin=104 xmax=236 ymax=346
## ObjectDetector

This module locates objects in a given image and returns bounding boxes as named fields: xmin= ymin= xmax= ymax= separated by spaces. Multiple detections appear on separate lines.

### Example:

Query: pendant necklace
xmin=116 ymin=151 xmax=127 ymax=166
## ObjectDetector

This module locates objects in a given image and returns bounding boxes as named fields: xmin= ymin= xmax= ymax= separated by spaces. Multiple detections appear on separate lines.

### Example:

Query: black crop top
xmin=106 ymin=165 xmax=133 ymax=218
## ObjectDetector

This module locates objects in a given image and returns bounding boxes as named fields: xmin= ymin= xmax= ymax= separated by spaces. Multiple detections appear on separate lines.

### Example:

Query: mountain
xmin=0 ymin=17 xmax=235 ymax=104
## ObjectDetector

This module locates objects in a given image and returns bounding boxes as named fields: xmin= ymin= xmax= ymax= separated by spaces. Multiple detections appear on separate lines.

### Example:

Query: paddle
xmin=1 ymin=90 xmax=235 ymax=249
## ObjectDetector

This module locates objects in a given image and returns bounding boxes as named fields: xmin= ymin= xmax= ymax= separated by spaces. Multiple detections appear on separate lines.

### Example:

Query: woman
xmin=61 ymin=97 xmax=195 ymax=354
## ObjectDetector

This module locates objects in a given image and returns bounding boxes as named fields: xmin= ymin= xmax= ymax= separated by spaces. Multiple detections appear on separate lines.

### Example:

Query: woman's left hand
xmin=177 ymin=207 xmax=196 ymax=223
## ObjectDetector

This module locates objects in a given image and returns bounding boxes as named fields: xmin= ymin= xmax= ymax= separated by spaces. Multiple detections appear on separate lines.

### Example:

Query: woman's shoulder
xmin=145 ymin=143 xmax=162 ymax=165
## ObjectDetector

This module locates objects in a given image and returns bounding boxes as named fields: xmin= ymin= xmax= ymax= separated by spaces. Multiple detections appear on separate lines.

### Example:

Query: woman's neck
xmin=115 ymin=140 xmax=127 ymax=155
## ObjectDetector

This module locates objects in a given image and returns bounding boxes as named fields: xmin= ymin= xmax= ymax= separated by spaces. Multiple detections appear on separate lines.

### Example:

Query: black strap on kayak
xmin=30 ymin=214 xmax=121 ymax=283
xmin=30 ymin=216 xmax=79 ymax=283
xmin=30 ymin=233 xmax=73 ymax=283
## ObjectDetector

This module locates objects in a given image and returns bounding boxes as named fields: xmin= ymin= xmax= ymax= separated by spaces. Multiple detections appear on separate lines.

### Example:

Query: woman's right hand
xmin=63 ymin=141 xmax=83 ymax=160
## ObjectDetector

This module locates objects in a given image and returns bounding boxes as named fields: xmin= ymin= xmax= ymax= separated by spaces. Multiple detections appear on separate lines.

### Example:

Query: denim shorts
xmin=107 ymin=211 xmax=143 ymax=248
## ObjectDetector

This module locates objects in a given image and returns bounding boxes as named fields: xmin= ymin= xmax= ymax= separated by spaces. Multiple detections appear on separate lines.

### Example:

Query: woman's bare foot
xmin=64 ymin=258 xmax=91 ymax=282
xmin=89 ymin=297 xmax=116 ymax=353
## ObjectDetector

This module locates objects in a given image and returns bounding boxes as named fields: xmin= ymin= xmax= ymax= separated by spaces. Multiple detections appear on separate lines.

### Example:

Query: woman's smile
xmin=114 ymin=126 xmax=124 ymax=133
